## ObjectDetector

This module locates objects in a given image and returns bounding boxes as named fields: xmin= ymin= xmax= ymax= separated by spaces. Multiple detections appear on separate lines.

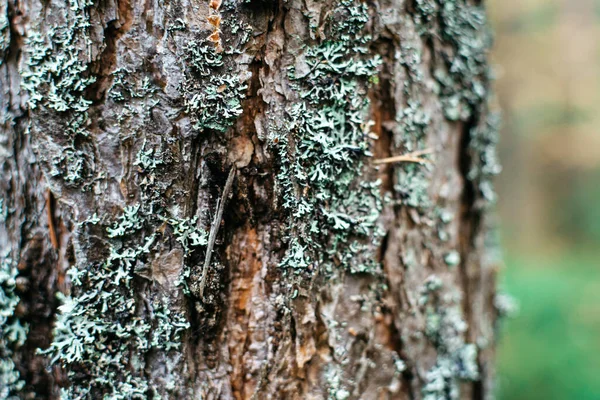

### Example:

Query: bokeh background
xmin=489 ymin=0 xmax=600 ymax=399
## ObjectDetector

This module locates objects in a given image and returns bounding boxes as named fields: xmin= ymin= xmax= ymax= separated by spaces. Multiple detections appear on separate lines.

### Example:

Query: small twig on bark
xmin=373 ymin=148 xmax=434 ymax=165
xmin=198 ymin=165 xmax=236 ymax=299
xmin=46 ymin=189 xmax=59 ymax=249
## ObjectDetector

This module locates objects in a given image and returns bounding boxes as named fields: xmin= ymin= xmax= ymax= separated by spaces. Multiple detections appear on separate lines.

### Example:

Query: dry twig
xmin=198 ymin=165 xmax=236 ymax=299
xmin=373 ymin=148 xmax=433 ymax=165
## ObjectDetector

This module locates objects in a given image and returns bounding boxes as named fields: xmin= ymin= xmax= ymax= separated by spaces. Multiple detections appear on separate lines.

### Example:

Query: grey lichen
xmin=110 ymin=69 xmax=156 ymax=102
xmin=163 ymin=215 xmax=209 ymax=292
xmin=0 ymin=198 xmax=5 ymax=223
xmin=422 ymin=343 xmax=479 ymax=400
xmin=395 ymin=162 xmax=432 ymax=209
xmin=325 ymin=365 xmax=351 ymax=400
xmin=0 ymin=254 xmax=28 ymax=398
xmin=419 ymin=274 xmax=443 ymax=306
xmin=272 ymin=0 xmax=384 ymax=275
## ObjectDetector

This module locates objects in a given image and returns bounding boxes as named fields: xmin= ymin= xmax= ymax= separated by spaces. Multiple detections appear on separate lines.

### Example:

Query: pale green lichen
xmin=435 ymin=207 xmax=454 ymax=242
xmin=185 ymin=72 xmax=247 ymax=132
xmin=272 ymin=0 xmax=384 ymax=275
xmin=49 ymin=146 xmax=93 ymax=187
xmin=422 ymin=343 xmax=479 ymax=400
xmin=393 ymin=101 xmax=433 ymax=209
xmin=444 ymin=251 xmax=461 ymax=267
xmin=110 ymin=69 xmax=156 ymax=102
xmin=21 ymin=0 xmax=97 ymax=188
xmin=106 ymin=204 xmax=143 ymax=238
xmin=20 ymin=0 xmax=95 ymax=112
xmin=0 ymin=198 xmax=5 ymax=223
xmin=419 ymin=275 xmax=443 ymax=306
xmin=109 ymin=68 xmax=159 ymax=130
xmin=44 ymin=116 xmax=210 ymax=395
xmin=325 ymin=365 xmax=351 ymax=400
xmin=43 ymin=205 xmax=198 ymax=398
xmin=494 ymin=292 xmax=519 ymax=319
xmin=134 ymin=141 xmax=164 ymax=173
xmin=468 ymin=111 xmax=502 ymax=204
xmin=415 ymin=0 xmax=493 ymax=121
xmin=164 ymin=216 xmax=208 ymax=254
xmin=0 ymin=2 xmax=9 ymax=65
xmin=395 ymin=163 xmax=432 ymax=209
xmin=0 ymin=254 xmax=28 ymax=398
xmin=420 ymin=280 xmax=480 ymax=400
xmin=183 ymin=35 xmax=249 ymax=133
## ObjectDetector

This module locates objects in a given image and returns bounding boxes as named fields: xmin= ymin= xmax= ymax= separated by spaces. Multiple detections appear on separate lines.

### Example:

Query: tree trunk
xmin=1 ymin=0 xmax=502 ymax=398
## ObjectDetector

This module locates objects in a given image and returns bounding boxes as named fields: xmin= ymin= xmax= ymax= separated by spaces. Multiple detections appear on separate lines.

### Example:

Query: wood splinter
xmin=373 ymin=148 xmax=434 ymax=165
xmin=198 ymin=165 xmax=236 ymax=299
xmin=46 ymin=189 xmax=59 ymax=250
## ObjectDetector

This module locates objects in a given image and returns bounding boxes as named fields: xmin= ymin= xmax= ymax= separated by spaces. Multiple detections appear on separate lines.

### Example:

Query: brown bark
xmin=0 ymin=0 xmax=502 ymax=399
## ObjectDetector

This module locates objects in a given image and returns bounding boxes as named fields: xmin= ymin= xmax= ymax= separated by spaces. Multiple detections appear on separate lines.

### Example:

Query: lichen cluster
xmin=418 ymin=0 xmax=500 ymax=196
xmin=0 ymin=3 xmax=9 ymax=65
xmin=273 ymin=1 xmax=384 ymax=274
xmin=391 ymin=21 xmax=435 ymax=210
xmin=42 ymin=80 xmax=211 ymax=395
xmin=9 ymin=0 xmax=502 ymax=396
xmin=21 ymin=0 xmax=96 ymax=187
xmin=405 ymin=2 xmax=499 ymax=397
xmin=394 ymin=102 xmax=433 ymax=209
xmin=0 ymin=254 xmax=28 ymax=398
xmin=183 ymin=33 xmax=250 ymax=133
xmin=468 ymin=111 xmax=502 ymax=205
xmin=415 ymin=0 xmax=493 ymax=121
xmin=407 ymin=0 xmax=500 ymax=207
xmin=420 ymin=277 xmax=480 ymax=400
xmin=43 ymin=205 xmax=201 ymax=399
xmin=21 ymin=1 xmax=94 ymax=113
xmin=39 ymin=42 xmax=222 ymax=394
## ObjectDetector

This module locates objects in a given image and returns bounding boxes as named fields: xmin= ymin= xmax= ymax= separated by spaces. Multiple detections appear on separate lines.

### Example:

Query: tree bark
xmin=0 ymin=0 xmax=502 ymax=399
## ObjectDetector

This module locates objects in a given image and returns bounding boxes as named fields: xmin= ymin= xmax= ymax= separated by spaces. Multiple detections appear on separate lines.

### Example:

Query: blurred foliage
xmin=489 ymin=0 xmax=600 ymax=398
xmin=498 ymin=254 xmax=600 ymax=400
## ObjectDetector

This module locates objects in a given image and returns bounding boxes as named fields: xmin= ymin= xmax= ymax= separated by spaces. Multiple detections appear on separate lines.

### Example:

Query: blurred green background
xmin=489 ymin=0 xmax=600 ymax=399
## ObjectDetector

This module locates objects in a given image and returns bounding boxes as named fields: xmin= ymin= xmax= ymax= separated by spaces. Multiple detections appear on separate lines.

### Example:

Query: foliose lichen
xmin=0 ymin=198 xmax=5 ymax=223
xmin=20 ymin=1 xmax=95 ymax=113
xmin=42 ymin=56 xmax=213 ymax=392
xmin=325 ymin=365 xmax=351 ymax=400
xmin=420 ymin=280 xmax=480 ymax=400
xmin=43 ymin=204 xmax=199 ymax=399
xmin=393 ymin=100 xmax=433 ymax=210
xmin=494 ymin=292 xmax=519 ymax=319
xmin=0 ymin=3 xmax=9 ymax=65
xmin=0 ymin=254 xmax=28 ymax=398
xmin=414 ymin=0 xmax=493 ymax=121
xmin=467 ymin=111 xmax=502 ymax=205
xmin=272 ymin=0 xmax=385 ymax=275
xmin=20 ymin=0 xmax=97 ymax=187
xmin=182 ymin=34 xmax=250 ymax=133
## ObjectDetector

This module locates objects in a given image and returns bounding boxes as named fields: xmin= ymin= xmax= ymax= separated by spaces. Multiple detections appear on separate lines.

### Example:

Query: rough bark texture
xmin=0 ymin=0 xmax=503 ymax=399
